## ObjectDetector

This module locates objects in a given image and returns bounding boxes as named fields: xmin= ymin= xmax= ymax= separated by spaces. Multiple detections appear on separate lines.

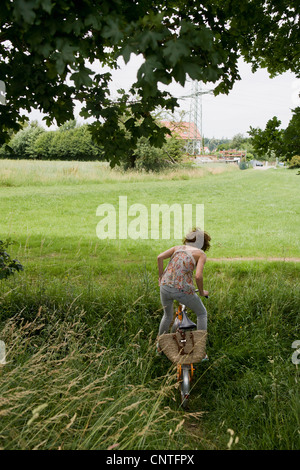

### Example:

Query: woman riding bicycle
xmin=157 ymin=228 xmax=211 ymax=339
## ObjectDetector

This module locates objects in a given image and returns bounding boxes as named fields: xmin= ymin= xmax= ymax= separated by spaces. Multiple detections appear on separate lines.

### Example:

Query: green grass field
xmin=0 ymin=160 xmax=299 ymax=450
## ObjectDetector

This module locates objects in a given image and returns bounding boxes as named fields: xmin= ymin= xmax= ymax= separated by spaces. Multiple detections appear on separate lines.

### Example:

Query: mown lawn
xmin=1 ymin=161 xmax=299 ymax=279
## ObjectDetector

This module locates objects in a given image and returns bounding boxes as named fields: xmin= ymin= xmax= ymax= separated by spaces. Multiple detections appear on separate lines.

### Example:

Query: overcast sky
xmin=28 ymin=55 xmax=300 ymax=140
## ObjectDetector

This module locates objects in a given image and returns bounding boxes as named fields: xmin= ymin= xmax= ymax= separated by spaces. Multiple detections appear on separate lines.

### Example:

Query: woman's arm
xmin=195 ymin=252 xmax=208 ymax=297
xmin=157 ymin=246 xmax=177 ymax=284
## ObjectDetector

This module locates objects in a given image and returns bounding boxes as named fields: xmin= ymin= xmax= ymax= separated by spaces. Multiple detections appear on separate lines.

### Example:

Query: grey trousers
xmin=159 ymin=285 xmax=207 ymax=335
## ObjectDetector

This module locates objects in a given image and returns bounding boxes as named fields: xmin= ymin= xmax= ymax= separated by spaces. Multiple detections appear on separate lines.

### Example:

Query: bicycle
xmin=158 ymin=291 xmax=208 ymax=409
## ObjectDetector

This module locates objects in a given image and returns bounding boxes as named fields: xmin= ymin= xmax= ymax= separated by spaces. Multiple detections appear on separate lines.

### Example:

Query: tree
xmin=230 ymin=134 xmax=249 ymax=150
xmin=58 ymin=119 xmax=78 ymax=132
xmin=128 ymin=135 xmax=184 ymax=172
xmin=217 ymin=134 xmax=248 ymax=151
xmin=0 ymin=0 xmax=299 ymax=166
xmin=288 ymin=155 xmax=300 ymax=168
xmin=0 ymin=119 xmax=104 ymax=160
xmin=205 ymin=137 xmax=230 ymax=152
xmin=248 ymin=108 xmax=300 ymax=161
xmin=215 ymin=133 xmax=256 ymax=159
xmin=131 ymin=137 xmax=169 ymax=172
xmin=32 ymin=123 xmax=103 ymax=160
xmin=7 ymin=120 xmax=45 ymax=158
xmin=282 ymin=107 xmax=300 ymax=160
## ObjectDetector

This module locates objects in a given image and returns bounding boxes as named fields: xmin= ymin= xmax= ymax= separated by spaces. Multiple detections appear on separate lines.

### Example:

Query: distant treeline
xmin=0 ymin=120 xmax=253 ymax=161
xmin=0 ymin=119 xmax=185 ymax=171
xmin=204 ymin=134 xmax=258 ymax=160
xmin=0 ymin=120 xmax=103 ymax=161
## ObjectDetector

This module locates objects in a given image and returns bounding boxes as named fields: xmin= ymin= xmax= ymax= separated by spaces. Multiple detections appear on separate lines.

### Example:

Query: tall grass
xmin=0 ymin=262 xmax=299 ymax=450
xmin=0 ymin=158 xmax=237 ymax=186
xmin=0 ymin=286 xmax=190 ymax=450
xmin=194 ymin=262 xmax=300 ymax=450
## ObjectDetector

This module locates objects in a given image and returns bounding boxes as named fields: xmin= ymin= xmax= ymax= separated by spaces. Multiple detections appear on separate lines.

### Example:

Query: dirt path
xmin=209 ymin=257 xmax=300 ymax=262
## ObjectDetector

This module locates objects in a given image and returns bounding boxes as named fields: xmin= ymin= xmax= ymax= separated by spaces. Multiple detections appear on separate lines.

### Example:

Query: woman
xmin=157 ymin=228 xmax=211 ymax=339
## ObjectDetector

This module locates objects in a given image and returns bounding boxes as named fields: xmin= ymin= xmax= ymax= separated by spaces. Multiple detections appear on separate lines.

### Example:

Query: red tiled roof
xmin=160 ymin=121 xmax=201 ymax=140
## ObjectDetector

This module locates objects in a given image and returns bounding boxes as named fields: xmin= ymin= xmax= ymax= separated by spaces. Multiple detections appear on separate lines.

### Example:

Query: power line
xmin=176 ymin=88 xmax=214 ymax=101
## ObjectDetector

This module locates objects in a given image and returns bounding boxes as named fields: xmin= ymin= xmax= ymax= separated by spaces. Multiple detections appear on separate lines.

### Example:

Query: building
xmin=160 ymin=121 xmax=202 ymax=155
xmin=218 ymin=149 xmax=246 ymax=164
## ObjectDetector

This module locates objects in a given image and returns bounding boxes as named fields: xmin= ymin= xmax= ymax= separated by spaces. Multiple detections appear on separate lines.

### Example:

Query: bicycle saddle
xmin=177 ymin=311 xmax=197 ymax=330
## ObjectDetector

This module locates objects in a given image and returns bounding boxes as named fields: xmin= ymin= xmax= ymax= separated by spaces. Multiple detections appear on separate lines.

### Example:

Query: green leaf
xmin=102 ymin=18 xmax=123 ymax=44
xmin=60 ymin=43 xmax=77 ymax=63
xmin=121 ymin=45 xmax=133 ymax=64
xmin=70 ymin=69 xmax=93 ymax=88
xmin=138 ymin=30 xmax=164 ymax=52
xmin=140 ymin=11 xmax=165 ymax=29
xmin=153 ymin=70 xmax=172 ymax=86
xmin=84 ymin=14 xmax=102 ymax=30
xmin=37 ymin=42 xmax=52 ymax=58
xmin=205 ymin=66 xmax=220 ymax=82
xmin=14 ymin=0 xmax=36 ymax=24
xmin=46 ymin=60 xmax=57 ymax=79
xmin=172 ymin=63 xmax=186 ymax=87
xmin=163 ymin=39 xmax=190 ymax=67
xmin=40 ymin=0 xmax=54 ymax=14
xmin=193 ymin=26 xmax=214 ymax=51
xmin=137 ymin=56 xmax=163 ymax=84
xmin=183 ymin=62 xmax=203 ymax=80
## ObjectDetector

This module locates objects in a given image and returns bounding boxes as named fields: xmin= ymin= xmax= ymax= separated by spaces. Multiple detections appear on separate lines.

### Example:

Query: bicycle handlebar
xmin=195 ymin=289 xmax=209 ymax=299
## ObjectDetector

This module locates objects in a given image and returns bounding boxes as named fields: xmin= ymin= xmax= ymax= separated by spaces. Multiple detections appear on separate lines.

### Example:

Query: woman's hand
xmin=199 ymin=289 xmax=209 ymax=297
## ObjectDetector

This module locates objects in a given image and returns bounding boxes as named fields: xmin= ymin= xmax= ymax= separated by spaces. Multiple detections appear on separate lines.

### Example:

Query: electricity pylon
xmin=188 ymin=81 xmax=202 ymax=155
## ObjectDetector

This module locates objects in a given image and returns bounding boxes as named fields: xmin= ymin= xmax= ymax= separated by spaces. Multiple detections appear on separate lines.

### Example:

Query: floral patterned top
xmin=160 ymin=246 xmax=199 ymax=295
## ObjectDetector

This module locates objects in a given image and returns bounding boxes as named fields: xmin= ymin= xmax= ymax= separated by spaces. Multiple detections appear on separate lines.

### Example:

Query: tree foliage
xmin=0 ymin=0 xmax=299 ymax=165
xmin=248 ymin=108 xmax=300 ymax=161
xmin=288 ymin=155 xmax=300 ymax=168
xmin=33 ymin=123 xmax=103 ymax=160
xmin=8 ymin=120 xmax=45 ymax=158
xmin=0 ymin=120 xmax=103 ymax=161
xmin=282 ymin=107 xmax=300 ymax=160
xmin=129 ymin=135 xmax=184 ymax=172
xmin=204 ymin=137 xmax=231 ymax=152
xmin=216 ymin=133 xmax=257 ymax=160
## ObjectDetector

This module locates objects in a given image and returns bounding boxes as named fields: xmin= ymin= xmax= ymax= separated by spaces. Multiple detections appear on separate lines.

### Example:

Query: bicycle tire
xmin=180 ymin=365 xmax=191 ymax=409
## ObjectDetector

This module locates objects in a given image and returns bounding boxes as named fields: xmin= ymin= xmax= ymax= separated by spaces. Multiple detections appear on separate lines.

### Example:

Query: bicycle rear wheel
xmin=180 ymin=365 xmax=191 ymax=409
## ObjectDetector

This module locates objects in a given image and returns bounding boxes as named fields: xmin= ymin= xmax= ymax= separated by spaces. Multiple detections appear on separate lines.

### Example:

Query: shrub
xmin=32 ymin=130 xmax=56 ymax=160
xmin=0 ymin=120 xmax=103 ymax=161
xmin=163 ymin=136 xmax=185 ymax=163
xmin=0 ymin=239 xmax=23 ymax=280
xmin=125 ymin=136 xmax=184 ymax=172
xmin=288 ymin=155 xmax=300 ymax=169
xmin=7 ymin=122 xmax=45 ymax=159
xmin=32 ymin=124 xmax=103 ymax=161
xmin=134 ymin=137 xmax=168 ymax=172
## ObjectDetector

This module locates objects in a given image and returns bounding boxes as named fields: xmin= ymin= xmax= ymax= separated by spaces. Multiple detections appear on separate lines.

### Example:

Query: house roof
xmin=160 ymin=121 xmax=201 ymax=140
